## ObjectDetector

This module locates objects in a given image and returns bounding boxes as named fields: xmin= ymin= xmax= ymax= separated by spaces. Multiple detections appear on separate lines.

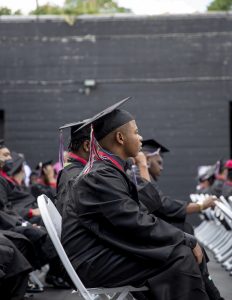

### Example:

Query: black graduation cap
xmin=142 ymin=139 xmax=169 ymax=155
xmin=73 ymin=97 xmax=133 ymax=140
xmin=0 ymin=139 xmax=5 ymax=149
xmin=36 ymin=160 xmax=53 ymax=170
xmin=8 ymin=152 xmax=24 ymax=176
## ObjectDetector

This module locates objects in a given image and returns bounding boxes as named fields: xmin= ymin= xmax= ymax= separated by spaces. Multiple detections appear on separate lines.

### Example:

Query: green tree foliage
xmin=30 ymin=0 xmax=130 ymax=15
xmin=207 ymin=0 xmax=232 ymax=11
xmin=30 ymin=4 xmax=63 ymax=15
xmin=0 ymin=7 xmax=22 ymax=15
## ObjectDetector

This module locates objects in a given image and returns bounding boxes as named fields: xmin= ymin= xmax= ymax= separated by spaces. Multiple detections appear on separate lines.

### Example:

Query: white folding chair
xmin=37 ymin=194 xmax=148 ymax=300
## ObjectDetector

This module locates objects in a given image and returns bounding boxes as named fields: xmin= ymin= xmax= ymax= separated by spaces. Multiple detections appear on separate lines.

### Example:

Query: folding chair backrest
xmin=37 ymin=194 xmax=94 ymax=300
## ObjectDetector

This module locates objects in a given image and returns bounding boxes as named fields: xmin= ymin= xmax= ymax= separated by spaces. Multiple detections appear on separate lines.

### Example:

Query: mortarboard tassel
xmin=83 ymin=125 xmax=102 ymax=175
xmin=59 ymin=129 xmax=64 ymax=169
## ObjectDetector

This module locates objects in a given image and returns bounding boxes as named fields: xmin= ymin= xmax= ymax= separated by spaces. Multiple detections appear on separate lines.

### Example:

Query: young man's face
xmin=147 ymin=153 xmax=163 ymax=179
xmin=123 ymin=120 xmax=142 ymax=158
xmin=0 ymin=147 xmax=12 ymax=163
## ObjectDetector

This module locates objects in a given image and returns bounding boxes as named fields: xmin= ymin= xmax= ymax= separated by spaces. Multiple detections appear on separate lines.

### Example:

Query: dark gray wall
xmin=0 ymin=14 xmax=232 ymax=199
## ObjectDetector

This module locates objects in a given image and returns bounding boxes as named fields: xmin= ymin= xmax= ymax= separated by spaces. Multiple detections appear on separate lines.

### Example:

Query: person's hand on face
xmin=43 ymin=165 xmax=56 ymax=182
xmin=134 ymin=152 xmax=148 ymax=168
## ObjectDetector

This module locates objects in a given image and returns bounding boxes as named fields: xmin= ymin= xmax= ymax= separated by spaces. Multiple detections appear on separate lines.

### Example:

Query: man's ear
xmin=115 ymin=131 xmax=124 ymax=145
xmin=83 ymin=140 xmax=90 ymax=153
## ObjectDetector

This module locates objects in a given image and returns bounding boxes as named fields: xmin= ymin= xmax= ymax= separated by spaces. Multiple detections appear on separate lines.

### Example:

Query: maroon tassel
xmin=59 ymin=129 xmax=64 ymax=169
xmin=83 ymin=125 xmax=102 ymax=175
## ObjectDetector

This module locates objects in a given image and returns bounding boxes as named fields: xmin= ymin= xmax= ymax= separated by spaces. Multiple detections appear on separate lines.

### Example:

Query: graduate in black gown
xmin=62 ymin=98 xmax=211 ymax=300
xmin=0 ymin=142 xmax=69 ymax=289
xmin=133 ymin=139 xmax=216 ymax=232
xmin=129 ymin=140 xmax=222 ymax=300
xmin=196 ymin=166 xmax=216 ymax=195
xmin=210 ymin=160 xmax=226 ymax=198
xmin=0 ymin=231 xmax=32 ymax=300
xmin=31 ymin=160 xmax=57 ymax=203
xmin=6 ymin=152 xmax=41 ymax=223
xmin=221 ymin=160 xmax=232 ymax=199
xmin=56 ymin=120 xmax=90 ymax=215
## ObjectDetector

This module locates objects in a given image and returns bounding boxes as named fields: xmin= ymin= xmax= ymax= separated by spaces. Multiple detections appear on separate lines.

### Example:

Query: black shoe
xmin=45 ymin=274 xmax=71 ymax=289
xmin=26 ymin=280 xmax=44 ymax=293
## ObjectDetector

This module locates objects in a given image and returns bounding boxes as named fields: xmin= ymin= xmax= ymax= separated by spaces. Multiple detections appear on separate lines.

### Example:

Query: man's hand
xmin=134 ymin=152 xmax=151 ymax=182
xmin=134 ymin=152 xmax=148 ymax=168
xmin=43 ymin=165 xmax=56 ymax=183
xmin=202 ymin=196 xmax=216 ymax=210
xmin=192 ymin=242 xmax=203 ymax=264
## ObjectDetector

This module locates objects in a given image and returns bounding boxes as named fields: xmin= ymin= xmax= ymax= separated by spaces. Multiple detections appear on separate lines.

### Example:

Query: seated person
xmin=210 ymin=160 xmax=226 ymax=198
xmin=0 ymin=142 xmax=69 ymax=289
xmin=130 ymin=139 xmax=215 ymax=233
xmin=0 ymin=231 xmax=32 ymax=300
xmin=31 ymin=160 xmax=57 ymax=203
xmin=62 ymin=98 xmax=221 ymax=300
xmin=56 ymin=119 xmax=90 ymax=214
xmin=196 ymin=166 xmax=216 ymax=195
xmin=222 ymin=160 xmax=232 ymax=199
xmin=6 ymin=151 xmax=41 ymax=223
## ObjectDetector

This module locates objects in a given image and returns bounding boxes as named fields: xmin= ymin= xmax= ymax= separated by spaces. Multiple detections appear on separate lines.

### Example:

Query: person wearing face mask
xmin=0 ymin=141 xmax=70 ymax=290
xmin=6 ymin=152 xmax=41 ymax=223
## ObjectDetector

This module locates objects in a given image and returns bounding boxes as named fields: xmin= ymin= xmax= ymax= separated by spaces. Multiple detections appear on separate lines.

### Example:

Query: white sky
xmin=0 ymin=0 xmax=213 ymax=14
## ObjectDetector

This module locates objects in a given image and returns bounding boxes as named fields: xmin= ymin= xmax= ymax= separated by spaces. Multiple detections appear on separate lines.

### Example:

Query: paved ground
xmin=207 ymin=251 xmax=231 ymax=300
xmin=30 ymin=250 xmax=231 ymax=300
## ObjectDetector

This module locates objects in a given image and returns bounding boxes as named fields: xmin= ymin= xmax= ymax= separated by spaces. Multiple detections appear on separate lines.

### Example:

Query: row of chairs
xmin=191 ymin=194 xmax=232 ymax=276
xmin=37 ymin=194 xmax=148 ymax=300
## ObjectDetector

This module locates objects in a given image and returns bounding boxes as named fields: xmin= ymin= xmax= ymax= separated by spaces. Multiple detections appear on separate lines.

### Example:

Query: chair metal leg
xmin=29 ymin=271 xmax=44 ymax=289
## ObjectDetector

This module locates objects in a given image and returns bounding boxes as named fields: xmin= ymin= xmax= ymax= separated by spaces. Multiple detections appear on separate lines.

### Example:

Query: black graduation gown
xmin=7 ymin=184 xmax=38 ymax=220
xmin=129 ymin=169 xmax=191 ymax=233
xmin=62 ymin=157 xmax=208 ymax=300
xmin=210 ymin=178 xmax=225 ymax=198
xmin=0 ymin=174 xmax=57 ymax=268
xmin=0 ymin=232 xmax=31 ymax=300
xmin=31 ymin=180 xmax=56 ymax=203
xmin=0 ymin=231 xmax=31 ymax=279
xmin=56 ymin=156 xmax=86 ymax=215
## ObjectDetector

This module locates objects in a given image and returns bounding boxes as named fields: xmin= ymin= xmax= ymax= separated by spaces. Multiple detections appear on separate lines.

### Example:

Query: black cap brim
xmin=59 ymin=119 xmax=89 ymax=130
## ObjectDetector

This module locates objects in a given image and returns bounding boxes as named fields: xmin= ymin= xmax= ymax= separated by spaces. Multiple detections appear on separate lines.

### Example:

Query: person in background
xmin=53 ymin=151 xmax=68 ymax=177
xmin=0 ymin=231 xmax=32 ymax=300
xmin=221 ymin=160 xmax=232 ymax=199
xmin=7 ymin=151 xmax=41 ymax=223
xmin=196 ymin=165 xmax=216 ymax=195
xmin=31 ymin=160 xmax=57 ymax=203
xmin=210 ymin=160 xmax=227 ymax=198
xmin=29 ymin=170 xmax=39 ymax=186
xmin=130 ymin=139 xmax=222 ymax=299
xmin=134 ymin=139 xmax=216 ymax=227
xmin=0 ymin=142 xmax=70 ymax=289
xmin=56 ymin=119 xmax=90 ymax=215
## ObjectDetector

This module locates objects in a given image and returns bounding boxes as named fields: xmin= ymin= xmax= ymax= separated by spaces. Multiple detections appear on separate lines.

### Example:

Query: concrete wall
xmin=0 ymin=14 xmax=232 ymax=199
